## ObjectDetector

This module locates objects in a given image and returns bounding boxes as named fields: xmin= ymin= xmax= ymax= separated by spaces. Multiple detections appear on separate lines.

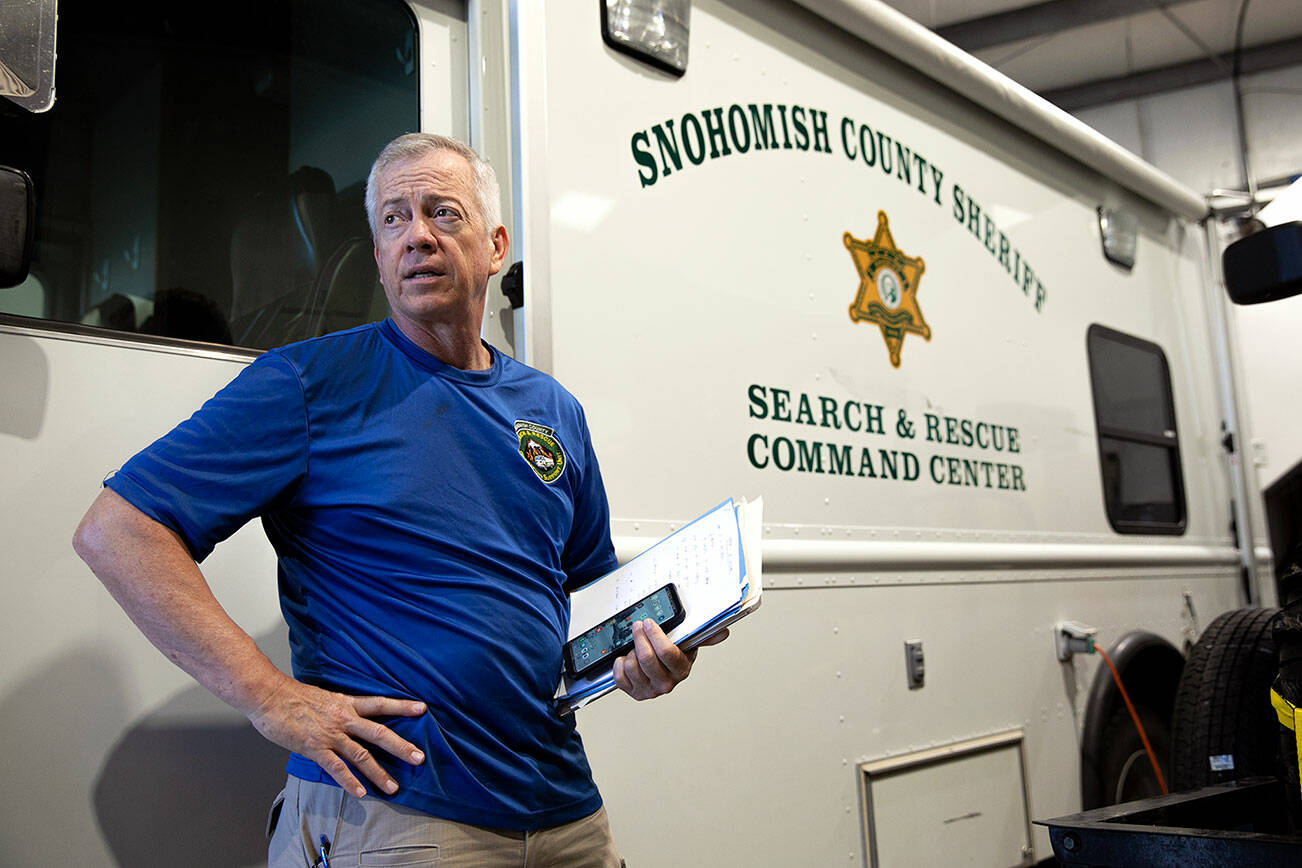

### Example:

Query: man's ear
xmin=488 ymin=225 xmax=509 ymax=275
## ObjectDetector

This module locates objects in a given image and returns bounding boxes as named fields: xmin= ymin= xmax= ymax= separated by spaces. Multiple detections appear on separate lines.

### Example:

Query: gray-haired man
xmin=75 ymin=133 xmax=725 ymax=866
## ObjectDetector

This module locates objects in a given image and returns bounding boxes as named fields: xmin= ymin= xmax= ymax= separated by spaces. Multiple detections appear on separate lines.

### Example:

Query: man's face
xmin=372 ymin=149 xmax=507 ymax=333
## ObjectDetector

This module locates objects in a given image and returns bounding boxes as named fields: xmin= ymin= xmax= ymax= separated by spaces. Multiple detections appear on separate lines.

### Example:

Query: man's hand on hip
xmin=249 ymin=676 xmax=427 ymax=799
xmin=73 ymin=490 xmax=428 ymax=800
xmin=612 ymin=619 xmax=729 ymax=701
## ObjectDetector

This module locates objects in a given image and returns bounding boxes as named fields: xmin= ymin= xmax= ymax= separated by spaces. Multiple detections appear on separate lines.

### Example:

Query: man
xmin=73 ymin=133 xmax=722 ymax=866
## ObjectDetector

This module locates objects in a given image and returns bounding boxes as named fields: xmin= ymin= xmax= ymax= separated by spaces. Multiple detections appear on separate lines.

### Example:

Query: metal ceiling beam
xmin=936 ymin=0 xmax=1200 ymax=53
xmin=1042 ymin=35 xmax=1302 ymax=111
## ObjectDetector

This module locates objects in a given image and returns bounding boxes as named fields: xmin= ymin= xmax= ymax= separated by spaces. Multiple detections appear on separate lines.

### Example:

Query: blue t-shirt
xmin=106 ymin=319 xmax=619 ymax=830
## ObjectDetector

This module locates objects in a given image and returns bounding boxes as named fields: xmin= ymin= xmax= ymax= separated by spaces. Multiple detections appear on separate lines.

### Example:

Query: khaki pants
xmin=267 ymin=776 xmax=624 ymax=868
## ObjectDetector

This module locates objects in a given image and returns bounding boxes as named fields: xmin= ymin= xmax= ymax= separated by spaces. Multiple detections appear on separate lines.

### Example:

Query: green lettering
xmin=841 ymin=117 xmax=857 ymax=160
xmin=963 ymin=459 xmax=978 ymax=486
xmin=810 ymin=109 xmax=830 ymax=153
xmin=653 ymin=120 xmax=683 ymax=177
xmin=844 ymin=402 xmax=861 ymax=432
xmin=771 ymin=388 xmax=791 ymax=422
xmin=702 ymin=107 xmax=731 ymax=158
xmin=992 ymin=425 xmax=1006 ymax=451
xmin=827 ymin=443 xmax=853 ymax=475
xmin=747 ymin=384 xmax=768 ymax=419
xmin=894 ymin=141 xmax=912 ymax=186
xmin=925 ymin=412 xmax=940 ymax=443
xmin=911 ymin=152 xmax=928 ymax=195
xmin=773 ymin=436 xmax=795 ymax=471
xmin=794 ymin=393 xmax=815 ymax=426
xmin=792 ymin=106 xmax=809 ymax=150
xmin=748 ymin=104 xmax=779 ymax=150
xmin=858 ymin=447 xmax=877 ymax=478
xmin=681 ymin=113 xmax=707 ymax=165
xmin=797 ymin=439 xmax=824 ymax=474
xmin=727 ymin=104 xmax=751 ymax=154
xmin=746 ymin=433 xmax=769 ymax=469
xmin=860 ymin=123 xmax=877 ymax=168
xmin=864 ymin=404 xmax=885 ymax=435
xmin=631 ymin=131 xmax=657 ymax=188
xmin=819 ymin=396 xmax=841 ymax=429
xmin=876 ymin=130 xmax=894 ymax=176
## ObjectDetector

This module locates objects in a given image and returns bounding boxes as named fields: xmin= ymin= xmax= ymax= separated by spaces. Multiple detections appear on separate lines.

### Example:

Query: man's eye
xmin=434 ymin=206 xmax=460 ymax=219
xmin=383 ymin=213 xmax=401 ymax=225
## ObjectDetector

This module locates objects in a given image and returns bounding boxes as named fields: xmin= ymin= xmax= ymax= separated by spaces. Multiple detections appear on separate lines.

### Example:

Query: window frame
xmin=1086 ymin=323 xmax=1188 ymax=536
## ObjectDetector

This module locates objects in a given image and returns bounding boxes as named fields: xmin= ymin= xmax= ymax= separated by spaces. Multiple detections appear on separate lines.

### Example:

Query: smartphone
xmin=563 ymin=583 xmax=686 ymax=679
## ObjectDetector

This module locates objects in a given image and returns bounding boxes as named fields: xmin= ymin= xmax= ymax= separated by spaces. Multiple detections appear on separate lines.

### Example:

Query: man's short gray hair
xmin=365 ymin=133 xmax=503 ymax=239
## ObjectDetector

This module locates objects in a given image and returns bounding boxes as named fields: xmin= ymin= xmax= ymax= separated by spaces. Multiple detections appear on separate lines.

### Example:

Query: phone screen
xmin=565 ymin=583 xmax=684 ymax=678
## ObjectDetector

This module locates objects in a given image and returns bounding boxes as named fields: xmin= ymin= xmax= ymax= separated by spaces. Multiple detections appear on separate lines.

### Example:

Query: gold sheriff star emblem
xmin=845 ymin=211 xmax=930 ymax=368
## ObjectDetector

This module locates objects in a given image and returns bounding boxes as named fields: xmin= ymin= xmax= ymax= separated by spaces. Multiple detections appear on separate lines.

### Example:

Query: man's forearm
xmin=72 ymin=487 xmax=286 ymax=716
xmin=73 ymin=487 xmax=428 ymax=797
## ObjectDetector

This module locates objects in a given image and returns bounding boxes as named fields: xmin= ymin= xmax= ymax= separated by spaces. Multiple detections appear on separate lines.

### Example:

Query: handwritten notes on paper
xmin=567 ymin=499 xmax=744 ymax=645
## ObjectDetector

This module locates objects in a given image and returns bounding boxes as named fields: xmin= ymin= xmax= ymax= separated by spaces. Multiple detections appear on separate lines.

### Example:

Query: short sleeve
xmin=105 ymin=351 xmax=309 ymax=561
xmin=561 ymin=407 xmax=619 ymax=591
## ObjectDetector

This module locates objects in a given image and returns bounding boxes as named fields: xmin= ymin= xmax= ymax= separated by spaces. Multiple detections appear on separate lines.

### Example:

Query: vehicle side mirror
xmin=0 ymin=166 xmax=35 ymax=289
xmin=1222 ymin=221 xmax=1302 ymax=305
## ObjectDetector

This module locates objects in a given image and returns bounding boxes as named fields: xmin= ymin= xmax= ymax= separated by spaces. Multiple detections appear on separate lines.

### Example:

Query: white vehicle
xmin=0 ymin=1 xmax=1283 ymax=865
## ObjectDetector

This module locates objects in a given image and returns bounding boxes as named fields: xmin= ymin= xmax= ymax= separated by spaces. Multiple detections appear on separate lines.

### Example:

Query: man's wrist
xmin=221 ymin=655 xmax=295 ymax=721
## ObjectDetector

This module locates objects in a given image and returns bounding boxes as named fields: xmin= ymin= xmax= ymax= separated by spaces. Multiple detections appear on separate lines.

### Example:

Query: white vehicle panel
xmin=533 ymin=0 xmax=1230 ymax=548
xmin=0 ymin=329 xmax=282 ymax=865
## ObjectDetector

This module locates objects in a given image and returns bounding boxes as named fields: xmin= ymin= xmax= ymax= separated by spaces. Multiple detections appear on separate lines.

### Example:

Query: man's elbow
xmin=72 ymin=493 xmax=112 ymax=568
xmin=73 ymin=488 xmax=149 ymax=574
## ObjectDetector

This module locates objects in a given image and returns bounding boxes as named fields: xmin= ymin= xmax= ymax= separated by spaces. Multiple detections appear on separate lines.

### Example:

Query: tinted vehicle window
xmin=1088 ymin=325 xmax=1186 ymax=534
xmin=0 ymin=0 xmax=419 ymax=350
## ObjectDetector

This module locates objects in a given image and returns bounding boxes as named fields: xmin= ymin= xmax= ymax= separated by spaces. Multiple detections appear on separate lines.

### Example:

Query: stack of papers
xmin=555 ymin=497 xmax=763 ymax=714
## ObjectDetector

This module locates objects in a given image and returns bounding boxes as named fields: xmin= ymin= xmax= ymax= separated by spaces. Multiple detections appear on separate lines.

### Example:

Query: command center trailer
xmin=0 ymin=1 xmax=1275 ymax=865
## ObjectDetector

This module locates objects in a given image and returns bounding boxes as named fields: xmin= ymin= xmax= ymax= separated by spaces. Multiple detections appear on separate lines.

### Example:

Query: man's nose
xmin=406 ymin=215 xmax=438 ymax=250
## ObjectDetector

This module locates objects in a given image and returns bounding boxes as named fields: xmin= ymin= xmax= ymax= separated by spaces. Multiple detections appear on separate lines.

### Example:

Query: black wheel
xmin=1170 ymin=607 xmax=1281 ymax=791
xmin=1098 ymin=704 xmax=1172 ymax=805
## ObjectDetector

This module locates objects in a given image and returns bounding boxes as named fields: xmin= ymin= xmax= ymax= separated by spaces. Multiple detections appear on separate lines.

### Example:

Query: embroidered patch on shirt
xmin=515 ymin=420 xmax=567 ymax=484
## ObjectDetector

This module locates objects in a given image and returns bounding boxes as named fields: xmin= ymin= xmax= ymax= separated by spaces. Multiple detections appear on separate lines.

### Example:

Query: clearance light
xmin=1098 ymin=206 xmax=1138 ymax=270
xmin=601 ymin=0 xmax=691 ymax=77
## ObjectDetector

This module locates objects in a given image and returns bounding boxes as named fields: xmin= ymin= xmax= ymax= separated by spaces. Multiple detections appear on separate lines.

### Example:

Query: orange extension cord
xmin=1095 ymin=644 xmax=1169 ymax=795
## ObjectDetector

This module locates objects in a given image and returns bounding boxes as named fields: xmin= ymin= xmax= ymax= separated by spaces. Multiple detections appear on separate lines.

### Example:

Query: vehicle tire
xmin=1098 ymin=704 xmax=1172 ymax=805
xmin=1170 ymin=607 xmax=1281 ymax=791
